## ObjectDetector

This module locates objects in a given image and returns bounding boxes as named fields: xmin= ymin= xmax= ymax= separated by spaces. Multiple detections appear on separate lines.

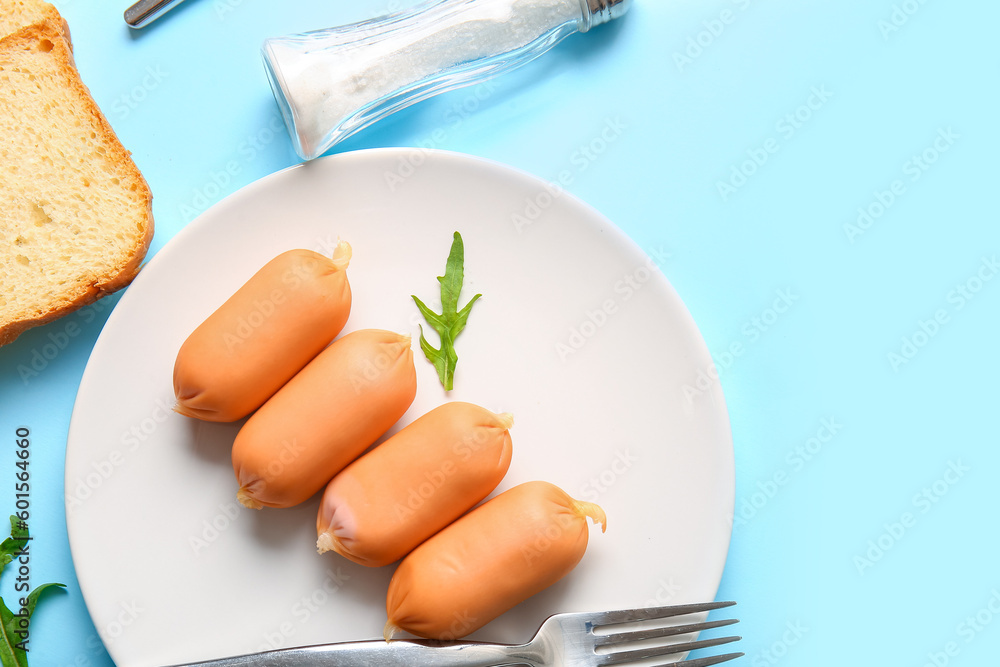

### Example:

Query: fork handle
xmin=171 ymin=639 xmax=534 ymax=667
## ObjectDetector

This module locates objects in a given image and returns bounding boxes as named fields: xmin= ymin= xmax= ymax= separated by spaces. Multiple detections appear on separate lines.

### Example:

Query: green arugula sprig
xmin=412 ymin=232 xmax=482 ymax=391
xmin=0 ymin=517 xmax=64 ymax=667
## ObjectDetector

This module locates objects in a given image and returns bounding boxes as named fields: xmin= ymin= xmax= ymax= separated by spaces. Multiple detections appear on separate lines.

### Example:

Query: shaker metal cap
xmin=581 ymin=0 xmax=633 ymax=31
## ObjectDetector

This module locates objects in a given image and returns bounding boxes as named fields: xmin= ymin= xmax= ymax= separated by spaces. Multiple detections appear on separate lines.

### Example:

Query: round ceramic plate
xmin=65 ymin=148 xmax=734 ymax=666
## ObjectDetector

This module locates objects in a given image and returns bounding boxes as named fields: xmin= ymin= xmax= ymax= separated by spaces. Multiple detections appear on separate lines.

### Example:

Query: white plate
xmin=65 ymin=148 xmax=734 ymax=666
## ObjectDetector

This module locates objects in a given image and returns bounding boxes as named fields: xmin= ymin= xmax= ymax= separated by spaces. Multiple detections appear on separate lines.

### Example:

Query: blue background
xmin=1 ymin=0 xmax=998 ymax=664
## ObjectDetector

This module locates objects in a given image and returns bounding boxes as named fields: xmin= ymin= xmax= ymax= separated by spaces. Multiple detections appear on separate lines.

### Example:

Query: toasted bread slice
xmin=0 ymin=20 xmax=153 ymax=346
xmin=0 ymin=0 xmax=68 ymax=42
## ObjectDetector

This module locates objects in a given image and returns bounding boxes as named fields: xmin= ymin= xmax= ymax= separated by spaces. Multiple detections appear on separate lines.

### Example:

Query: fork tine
xmin=597 ymin=635 xmax=742 ymax=666
xmin=583 ymin=601 xmax=737 ymax=627
xmin=658 ymin=651 xmax=745 ymax=667
xmin=594 ymin=618 xmax=739 ymax=647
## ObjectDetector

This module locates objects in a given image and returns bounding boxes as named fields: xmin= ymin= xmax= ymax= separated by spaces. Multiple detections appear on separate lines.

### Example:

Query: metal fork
xmin=172 ymin=601 xmax=742 ymax=666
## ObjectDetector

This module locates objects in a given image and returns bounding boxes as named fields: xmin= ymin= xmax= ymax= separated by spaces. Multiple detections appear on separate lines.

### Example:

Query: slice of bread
xmin=0 ymin=0 xmax=68 ymax=43
xmin=0 ymin=19 xmax=153 ymax=346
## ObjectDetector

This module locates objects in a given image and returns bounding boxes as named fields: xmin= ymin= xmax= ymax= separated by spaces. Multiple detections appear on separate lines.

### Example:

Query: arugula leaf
xmin=0 ymin=517 xmax=65 ymax=667
xmin=412 ymin=232 xmax=482 ymax=391
xmin=0 ymin=518 xmax=25 ymax=572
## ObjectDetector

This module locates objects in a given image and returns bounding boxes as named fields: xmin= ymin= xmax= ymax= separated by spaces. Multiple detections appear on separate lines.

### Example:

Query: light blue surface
xmin=1 ymin=0 xmax=998 ymax=664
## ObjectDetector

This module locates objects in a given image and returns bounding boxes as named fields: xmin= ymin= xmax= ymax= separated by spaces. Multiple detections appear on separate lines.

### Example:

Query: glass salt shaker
xmin=262 ymin=0 xmax=633 ymax=160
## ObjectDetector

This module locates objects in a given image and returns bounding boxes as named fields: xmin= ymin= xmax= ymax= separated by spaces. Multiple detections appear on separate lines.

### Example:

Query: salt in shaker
xmin=262 ymin=0 xmax=633 ymax=160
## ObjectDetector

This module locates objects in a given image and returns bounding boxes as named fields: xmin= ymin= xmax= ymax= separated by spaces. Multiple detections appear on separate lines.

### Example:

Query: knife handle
xmin=124 ymin=0 xmax=189 ymax=29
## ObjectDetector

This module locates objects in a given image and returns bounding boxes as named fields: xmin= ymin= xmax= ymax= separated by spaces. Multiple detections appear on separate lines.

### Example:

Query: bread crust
xmin=0 ymin=20 xmax=154 ymax=347
xmin=0 ymin=0 xmax=70 ymax=45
